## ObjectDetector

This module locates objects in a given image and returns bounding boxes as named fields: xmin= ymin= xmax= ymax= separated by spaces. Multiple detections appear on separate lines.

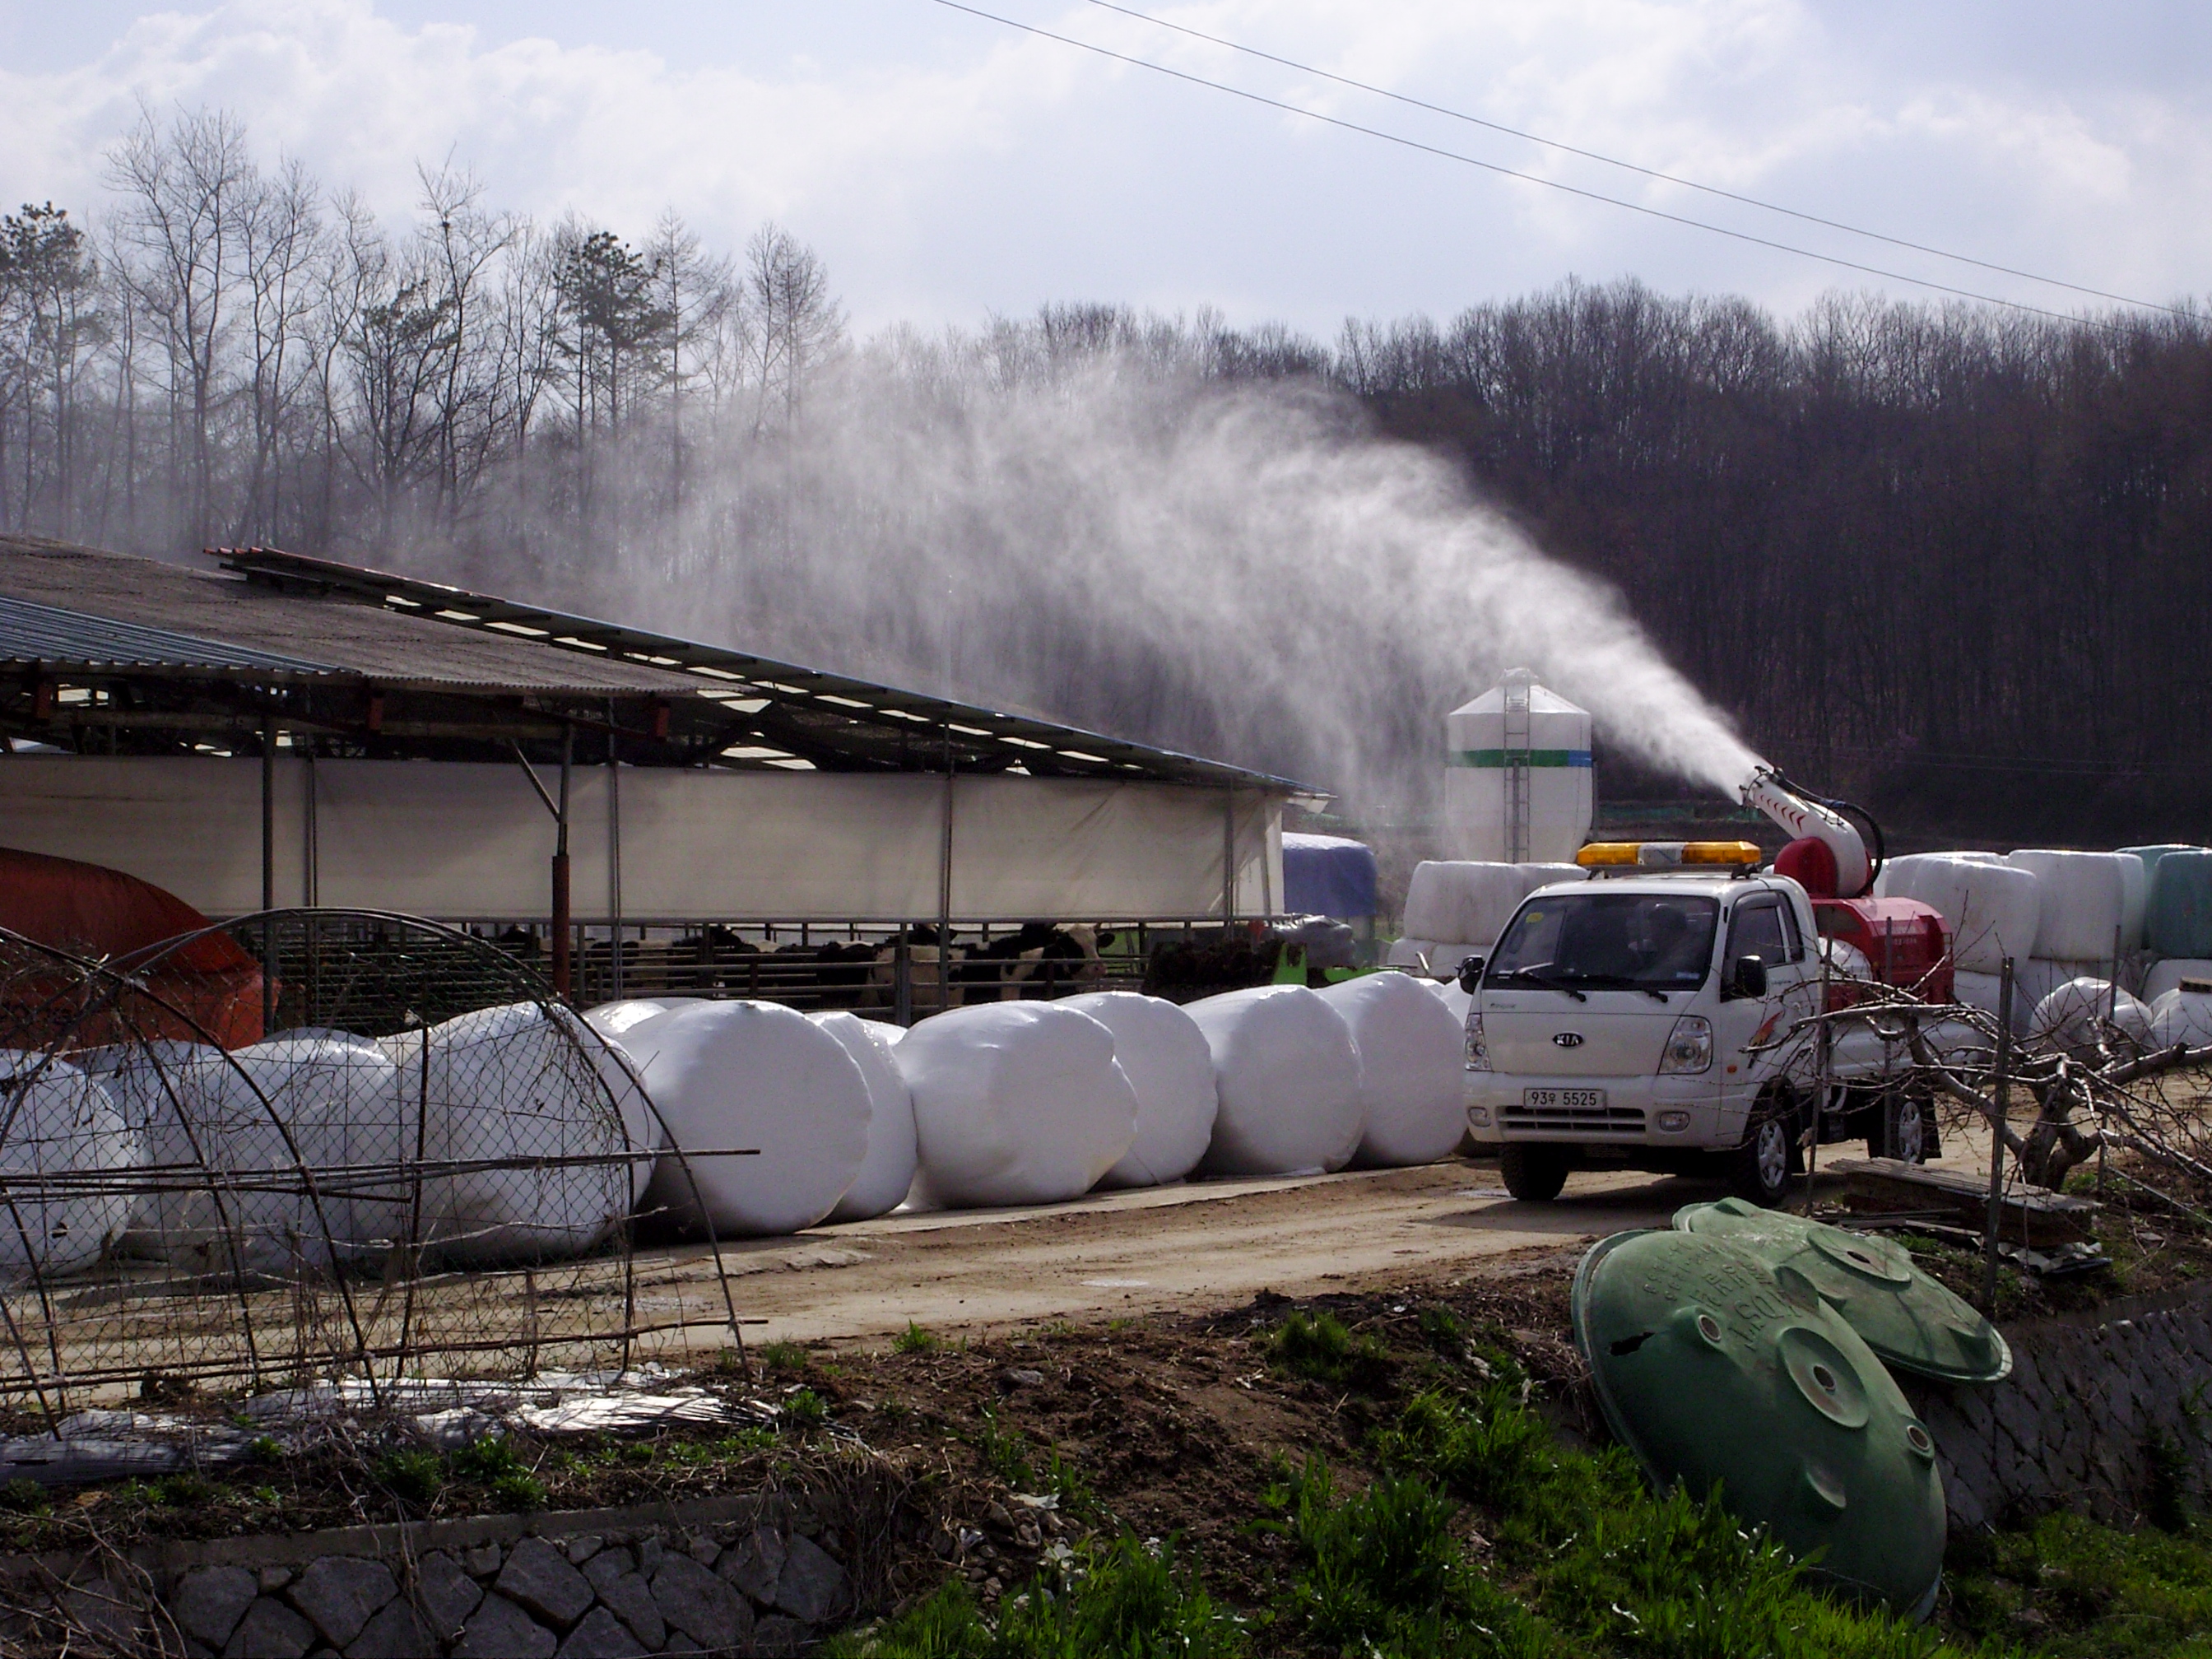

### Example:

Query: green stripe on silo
xmin=1449 ymin=749 xmax=1594 ymax=768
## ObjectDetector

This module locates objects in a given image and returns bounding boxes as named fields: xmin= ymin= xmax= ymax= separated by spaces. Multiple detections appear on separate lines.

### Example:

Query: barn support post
xmin=301 ymin=749 xmax=318 ymax=906
xmin=939 ymin=737 xmax=955 ymax=1009
xmin=552 ymin=723 xmax=574 ymax=1000
xmin=1982 ymin=960 xmax=2014 ymax=1310
xmin=260 ymin=713 xmax=276 ymax=1029
xmin=608 ymin=706 xmax=624 ymax=998
xmin=1220 ymin=787 xmax=1236 ymax=928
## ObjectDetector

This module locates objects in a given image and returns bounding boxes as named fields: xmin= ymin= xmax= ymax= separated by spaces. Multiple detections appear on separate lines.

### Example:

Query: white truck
xmin=1459 ymin=770 xmax=1954 ymax=1206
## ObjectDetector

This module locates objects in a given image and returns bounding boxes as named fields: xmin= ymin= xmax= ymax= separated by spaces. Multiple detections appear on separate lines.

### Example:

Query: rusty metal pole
xmin=551 ymin=723 xmax=573 ymax=1000
xmin=1982 ymin=958 xmax=2014 ymax=1311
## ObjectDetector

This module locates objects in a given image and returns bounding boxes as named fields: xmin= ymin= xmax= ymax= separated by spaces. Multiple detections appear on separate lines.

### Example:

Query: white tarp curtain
xmin=0 ymin=755 xmax=1283 ymax=922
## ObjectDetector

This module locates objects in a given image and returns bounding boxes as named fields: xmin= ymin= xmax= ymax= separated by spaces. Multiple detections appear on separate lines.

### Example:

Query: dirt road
xmin=643 ymin=1160 xmax=1741 ymax=1347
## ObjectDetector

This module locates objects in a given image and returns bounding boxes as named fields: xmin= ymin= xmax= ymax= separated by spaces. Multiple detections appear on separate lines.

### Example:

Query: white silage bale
xmin=1187 ymin=985 xmax=1364 ymax=1178
xmin=80 ymin=1039 xmax=217 ymax=1252
xmin=630 ymin=1000 xmax=871 ymax=1236
xmin=1951 ymin=971 xmax=2023 ymax=1033
xmin=1321 ymin=972 xmax=1467 ymax=1169
xmin=585 ymin=999 xmax=685 ymax=1040
xmin=551 ymin=1006 xmax=660 ymax=1192
xmin=2015 ymin=959 xmax=2105 ymax=1022
xmin=2006 ymin=851 xmax=2145 ymax=960
xmin=1402 ymin=862 xmax=1527 ymax=950
xmin=2028 ymin=978 xmax=2153 ymax=1053
xmin=1880 ymin=855 xmax=2041 ymax=974
xmin=1385 ymin=937 xmax=1450 ymax=977
xmin=406 ymin=1004 xmax=643 ymax=1266
xmin=812 ymin=1012 xmax=918 ymax=1222
xmin=1062 ymin=992 xmax=1220 ymax=1189
xmin=2145 ymin=959 xmax=2212 ymax=1003
xmin=895 ymin=1002 xmax=1136 ymax=1208
xmin=0 ymin=1056 xmax=140 ymax=1280
xmin=2149 ymin=988 xmax=2212 ymax=1050
xmin=1423 ymin=975 xmax=1474 ymax=1030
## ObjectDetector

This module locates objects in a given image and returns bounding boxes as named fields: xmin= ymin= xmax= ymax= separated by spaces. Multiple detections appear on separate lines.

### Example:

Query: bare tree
xmin=744 ymin=223 xmax=843 ymax=434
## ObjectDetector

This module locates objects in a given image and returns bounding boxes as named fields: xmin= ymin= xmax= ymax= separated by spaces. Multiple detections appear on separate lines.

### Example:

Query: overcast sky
xmin=2 ymin=0 xmax=2205 ymax=338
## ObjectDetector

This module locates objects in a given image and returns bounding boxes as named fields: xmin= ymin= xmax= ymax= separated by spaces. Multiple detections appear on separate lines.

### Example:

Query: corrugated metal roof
xmin=0 ymin=594 xmax=338 ymax=676
xmin=0 ymin=538 xmax=704 ymax=695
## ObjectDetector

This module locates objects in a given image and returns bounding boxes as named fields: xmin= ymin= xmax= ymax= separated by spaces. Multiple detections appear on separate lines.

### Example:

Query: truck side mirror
xmin=1457 ymin=955 xmax=1486 ymax=994
xmin=1729 ymin=954 xmax=1768 ymax=1000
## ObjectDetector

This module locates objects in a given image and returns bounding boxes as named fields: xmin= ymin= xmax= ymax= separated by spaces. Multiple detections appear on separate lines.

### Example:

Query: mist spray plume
xmin=529 ymin=337 xmax=1763 ymax=814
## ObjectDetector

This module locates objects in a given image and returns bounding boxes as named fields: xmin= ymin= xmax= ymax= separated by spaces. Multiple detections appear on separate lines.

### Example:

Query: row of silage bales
xmin=1387 ymin=861 xmax=1586 ymax=977
xmin=0 ymin=1053 xmax=142 ymax=1280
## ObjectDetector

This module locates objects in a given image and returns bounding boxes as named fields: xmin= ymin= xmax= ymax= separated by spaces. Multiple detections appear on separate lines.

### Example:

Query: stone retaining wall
xmin=1907 ymin=1282 xmax=2212 ymax=1531
xmin=0 ymin=1489 xmax=877 ymax=1658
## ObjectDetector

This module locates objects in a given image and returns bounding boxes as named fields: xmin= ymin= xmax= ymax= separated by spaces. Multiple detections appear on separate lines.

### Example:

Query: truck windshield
xmin=1485 ymin=892 xmax=1720 ymax=992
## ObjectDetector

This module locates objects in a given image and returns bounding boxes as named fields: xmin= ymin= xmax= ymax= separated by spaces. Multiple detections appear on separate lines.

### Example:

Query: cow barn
xmin=0 ymin=539 xmax=1306 ymax=1009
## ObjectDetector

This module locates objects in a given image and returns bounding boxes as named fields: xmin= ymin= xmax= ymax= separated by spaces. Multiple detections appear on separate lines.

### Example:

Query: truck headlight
xmin=1464 ymin=1012 xmax=1489 ymax=1071
xmin=1658 ymin=1015 xmax=1712 ymax=1076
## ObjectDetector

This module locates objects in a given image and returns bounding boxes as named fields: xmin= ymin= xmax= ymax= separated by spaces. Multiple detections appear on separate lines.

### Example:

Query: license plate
xmin=1524 ymin=1088 xmax=1606 ymax=1113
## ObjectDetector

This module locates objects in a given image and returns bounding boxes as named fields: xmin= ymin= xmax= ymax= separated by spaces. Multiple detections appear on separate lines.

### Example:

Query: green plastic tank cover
xmin=1674 ymin=1197 xmax=2011 ymax=1384
xmin=1573 ymin=1228 xmax=1946 ymax=1619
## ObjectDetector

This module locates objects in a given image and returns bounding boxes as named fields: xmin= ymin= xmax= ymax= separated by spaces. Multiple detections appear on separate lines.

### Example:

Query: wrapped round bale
xmin=1517 ymin=862 xmax=1588 ymax=894
xmin=895 ymin=1002 xmax=1137 ymax=1207
xmin=625 ymin=1000 xmax=871 ymax=1236
xmin=1385 ymin=937 xmax=1460 ymax=978
xmin=1061 ymin=992 xmax=1219 ymax=1188
xmin=1187 ymin=985 xmax=1364 ymax=1178
xmin=2143 ymin=849 xmax=2212 ymax=960
xmin=0 ymin=1055 xmax=139 ymax=1280
xmin=2006 ymin=850 xmax=2146 ymax=959
xmin=1321 ymin=971 xmax=1466 ymax=1168
xmin=2028 ymin=977 xmax=2153 ymax=1053
xmin=377 ymin=1004 xmax=645 ymax=1266
xmin=2145 ymin=959 xmax=2212 ymax=1003
xmin=1878 ymin=855 xmax=2041 ymax=974
xmin=81 ymin=1039 xmax=220 ymax=1252
xmin=1402 ymin=862 xmax=1529 ymax=952
xmin=2149 ymin=987 xmax=2212 ymax=1050
xmin=584 ymin=999 xmax=686 ymax=1040
xmin=811 ymin=1012 xmax=918 ymax=1222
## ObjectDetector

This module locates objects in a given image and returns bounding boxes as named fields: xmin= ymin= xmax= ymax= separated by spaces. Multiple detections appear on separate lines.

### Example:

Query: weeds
xmin=1268 ymin=1310 xmax=1390 ymax=1391
xmin=1946 ymin=1511 xmax=2212 ymax=1657
xmin=448 ymin=1436 xmax=544 ymax=1510
xmin=895 ymin=1322 xmax=941 ymax=1355
xmin=371 ymin=1449 xmax=444 ymax=1507
xmin=757 ymin=1340 xmax=811 ymax=1373
xmin=785 ymin=1388 xmax=830 ymax=1431
xmin=824 ymin=1536 xmax=1246 ymax=1658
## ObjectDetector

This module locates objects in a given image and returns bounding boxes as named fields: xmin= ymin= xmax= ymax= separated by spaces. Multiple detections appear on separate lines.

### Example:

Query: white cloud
xmin=1 ymin=0 xmax=2205 ymax=332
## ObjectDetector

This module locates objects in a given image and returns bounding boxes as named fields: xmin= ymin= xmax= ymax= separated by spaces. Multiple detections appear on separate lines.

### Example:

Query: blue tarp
xmin=1283 ymin=833 xmax=1378 ymax=919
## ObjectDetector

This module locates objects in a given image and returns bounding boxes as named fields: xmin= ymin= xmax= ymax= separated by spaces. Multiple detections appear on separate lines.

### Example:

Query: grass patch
xmin=784 ymin=1387 xmax=830 ymax=1431
xmin=1946 ymin=1511 xmax=2212 ymax=1657
xmin=371 ymin=1449 xmax=444 ymax=1507
xmin=895 ymin=1322 xmax=942 ymax=1355
xmin=448 ymin=1436 xmax=545 ymax=1511
xmin=1269 ymin=1310 xmax=1391 ymax=1391
xmin=756 ymin=1340 xmax=811 ymax=1373
xmin=825 ymin=1536 xmax=1246 ymax=1658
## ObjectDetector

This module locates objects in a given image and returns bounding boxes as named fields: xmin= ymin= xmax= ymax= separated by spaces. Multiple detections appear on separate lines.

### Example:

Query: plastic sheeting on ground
xmin=1187 ymin=985 xmax=1364 ymax=1178
xmin=2006 ymin=850 xmax=2146 ymax=960
xmin=812 ymin=1012 xmax=918 ymax=1223
xmin=2143 ymin=849 xmax=2212 ymax=960
xmin=1062 ymin=992 xmax=1220 ymax=1189
xmin=622 ymin=1000 xmax=871 ymax=1237
xmin=895 ymin=1002 xmax=1137 ymax=1208
xmin=1877 ymin=854 xmax=2041 ymax=974
xmin=2149 ymin=987 xmax=2212 ymax=1050
xmin=1321 ymin=972 xmax=1466 ymax=1169
xmin=0 ymin=1056 xmax=139 ymax=1280
xmin=2028 ymin=977 xmax=2153 ymax=1052
xmin=2145 ymin=959 xmax=2212 ymax=1003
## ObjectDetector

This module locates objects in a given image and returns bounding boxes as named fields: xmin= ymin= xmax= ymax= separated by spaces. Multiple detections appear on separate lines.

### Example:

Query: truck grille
xmin=1503 ymin=1103 xmax=1649 ymax=1135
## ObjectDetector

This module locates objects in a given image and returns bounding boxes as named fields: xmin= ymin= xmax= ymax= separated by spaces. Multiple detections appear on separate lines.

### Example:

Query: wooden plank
xmin=1828 ymin=1156 xmax=2098 ymax=1245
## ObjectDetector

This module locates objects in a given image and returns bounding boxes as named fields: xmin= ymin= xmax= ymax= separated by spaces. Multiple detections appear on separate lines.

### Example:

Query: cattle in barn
xmin=774 ymin=939 xmax=878 ymax=1009
xmin=959 ymin=923 xmax=1115 ymax=1000
xmin=862 ymin=924 xmax=966 ymax=1013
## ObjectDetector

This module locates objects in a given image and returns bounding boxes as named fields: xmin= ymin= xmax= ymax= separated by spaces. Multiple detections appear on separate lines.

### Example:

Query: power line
xmin=930 ymin=0 xmax=2162 ymax=332
xmin=1085 ymin=0 xmax=2188 ymax=319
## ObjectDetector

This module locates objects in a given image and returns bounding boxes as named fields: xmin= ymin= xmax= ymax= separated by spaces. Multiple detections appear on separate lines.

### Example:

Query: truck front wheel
xmin=1868 ymin=1091 xmax=1936 ymax=1164
xmin=1500 ymin=1144 xmax=1570 ymax=1202
xmin=1727 ymin=1106 xmax=1798 ymax=1207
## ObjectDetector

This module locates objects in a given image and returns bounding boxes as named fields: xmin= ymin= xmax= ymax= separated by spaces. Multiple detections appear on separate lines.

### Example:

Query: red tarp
xmin=0 ymin=846 xmax=265 ymax=1048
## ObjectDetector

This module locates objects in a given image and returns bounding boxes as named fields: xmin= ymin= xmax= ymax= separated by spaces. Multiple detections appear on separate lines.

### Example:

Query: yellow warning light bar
xmin=1576 ymin=841 xmax=1765 ymax=870
xmin=1575 ymin=843 xmax=1641 ymax=867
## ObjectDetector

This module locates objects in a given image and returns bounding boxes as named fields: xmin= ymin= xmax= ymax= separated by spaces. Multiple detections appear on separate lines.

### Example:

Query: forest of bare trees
xmin=4 ymin=108 xmax=2207 ymax=842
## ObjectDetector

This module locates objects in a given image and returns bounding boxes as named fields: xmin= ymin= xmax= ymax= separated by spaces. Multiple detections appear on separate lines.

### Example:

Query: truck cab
xmin=1461 ymin=856 xmax=1939 ymax=1206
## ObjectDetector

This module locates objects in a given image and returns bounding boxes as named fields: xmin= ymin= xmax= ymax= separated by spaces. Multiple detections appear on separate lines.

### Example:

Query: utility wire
xmin=1085 ymin=0 xmax=2186 ymax=319
xmin=931 ymin=0 xmax=2161 ymax=331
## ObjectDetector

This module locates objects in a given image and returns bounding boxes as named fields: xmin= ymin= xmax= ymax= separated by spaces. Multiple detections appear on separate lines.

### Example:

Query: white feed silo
xmin=1443 ymin=669 xmax=1593 ymax=863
